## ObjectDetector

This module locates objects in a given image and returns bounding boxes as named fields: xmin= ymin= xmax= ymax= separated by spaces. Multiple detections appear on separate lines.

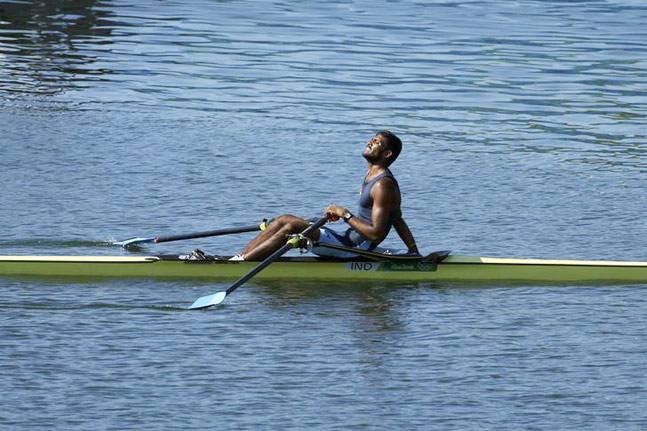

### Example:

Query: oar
xmin=114 ymin=220 xmax=270 ymax=248
xmin=188 ymin=215 xmax=329 ymax=310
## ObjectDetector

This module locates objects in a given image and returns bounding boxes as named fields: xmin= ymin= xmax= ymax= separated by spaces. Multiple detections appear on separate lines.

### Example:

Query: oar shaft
xmin=116 ymin=219 xmax=271 ymax=248
xmin=225 ymin=242 xmax=292 ymax=294
xmin=154 ymin=224 xmax=261 ymax=244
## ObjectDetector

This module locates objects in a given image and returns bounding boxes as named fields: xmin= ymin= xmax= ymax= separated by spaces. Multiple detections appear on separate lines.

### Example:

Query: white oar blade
xmin=188 ymin=291 xmax=227 ymax=310
xmin=113 ymin=237 xmax=155 ymax=247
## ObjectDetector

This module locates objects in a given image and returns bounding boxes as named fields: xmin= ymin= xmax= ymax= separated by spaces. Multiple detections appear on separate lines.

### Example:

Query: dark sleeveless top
xmin=346 ymin=169 xmax=399 ymax=249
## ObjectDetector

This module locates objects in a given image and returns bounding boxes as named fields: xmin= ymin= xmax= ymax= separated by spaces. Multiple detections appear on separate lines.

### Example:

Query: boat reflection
xmin=0 ymin=0 xmax=119 ymax=95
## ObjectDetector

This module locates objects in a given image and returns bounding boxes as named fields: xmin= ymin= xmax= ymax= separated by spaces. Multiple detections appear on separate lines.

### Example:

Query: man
xmin=235 ymin=130 xmax=419 ymax=261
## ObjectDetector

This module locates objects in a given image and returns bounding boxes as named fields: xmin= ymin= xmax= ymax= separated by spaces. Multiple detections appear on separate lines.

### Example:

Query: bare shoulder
xmin=371 ymin=176 xmax=400 ymax=202
xmin=373 ymin=176 xmax=398 ymax=193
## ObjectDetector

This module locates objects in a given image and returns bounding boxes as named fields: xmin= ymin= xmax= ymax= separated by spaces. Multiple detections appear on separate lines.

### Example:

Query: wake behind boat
xmin=1 ymin=251 xmax=646 ymax=283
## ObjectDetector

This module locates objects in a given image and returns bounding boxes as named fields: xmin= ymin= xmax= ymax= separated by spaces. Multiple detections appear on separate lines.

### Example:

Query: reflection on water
xmin=256 ymin=280 xmax=435 ymax=333
xmin=0 ymin=0 xmax=116 ymax=95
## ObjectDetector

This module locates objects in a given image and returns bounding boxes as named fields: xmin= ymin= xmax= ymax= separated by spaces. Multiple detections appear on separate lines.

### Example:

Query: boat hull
xmin=0 ymin=255 xmax=646 ymax=283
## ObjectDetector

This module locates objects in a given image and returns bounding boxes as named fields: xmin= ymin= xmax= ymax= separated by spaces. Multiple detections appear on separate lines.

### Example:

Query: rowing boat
xmin=1 ymin=253 xmax=646 ymax=283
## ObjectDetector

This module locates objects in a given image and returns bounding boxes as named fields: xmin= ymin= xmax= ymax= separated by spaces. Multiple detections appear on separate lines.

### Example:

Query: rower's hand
xmin=325 ymin=204 xmax=346 ymax=222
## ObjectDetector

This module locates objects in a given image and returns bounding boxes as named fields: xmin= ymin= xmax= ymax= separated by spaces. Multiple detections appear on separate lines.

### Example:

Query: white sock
xmin=229 ymin=254 xmax=245 ymax=261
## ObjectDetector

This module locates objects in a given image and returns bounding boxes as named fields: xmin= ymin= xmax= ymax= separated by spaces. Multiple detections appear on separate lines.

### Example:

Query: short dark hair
xmin=377 ymin=130 xmax=402 ymax=166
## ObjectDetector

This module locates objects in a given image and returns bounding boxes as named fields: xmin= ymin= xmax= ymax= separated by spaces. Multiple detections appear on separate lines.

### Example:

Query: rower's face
xmin=363 ymin=134 xmax=389 ymax=161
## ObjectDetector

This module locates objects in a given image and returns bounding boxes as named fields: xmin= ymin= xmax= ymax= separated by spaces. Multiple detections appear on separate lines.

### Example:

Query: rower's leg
xmin=241 ymin=215 xmax=320 ymax=261
xmin=240 ymin=215 xmax=289 ymax=255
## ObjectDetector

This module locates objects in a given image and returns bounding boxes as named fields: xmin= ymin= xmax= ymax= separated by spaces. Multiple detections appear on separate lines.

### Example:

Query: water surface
xmin=1 ymin=0 xmax=646 ymax=429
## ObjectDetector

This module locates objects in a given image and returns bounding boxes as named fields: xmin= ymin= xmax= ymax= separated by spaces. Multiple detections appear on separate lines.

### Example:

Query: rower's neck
xmin=365 ymin=164 xmax=388 ymax=181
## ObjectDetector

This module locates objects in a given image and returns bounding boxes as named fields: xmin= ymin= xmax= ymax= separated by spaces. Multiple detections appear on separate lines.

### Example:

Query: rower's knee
xmin=277 ymin=216 xmax=309 ymax=235
xmin=276 ymin=214 xmax=302 ymax=230
xmin=282 ymin=221 xmax=300 ymax=235
xmin=276 ymin=214 xmax=297 ymax=224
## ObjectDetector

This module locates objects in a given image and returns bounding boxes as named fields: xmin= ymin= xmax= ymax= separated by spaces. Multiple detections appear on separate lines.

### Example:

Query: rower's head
xmin=363 ymin=130 xmax=402 ymax=166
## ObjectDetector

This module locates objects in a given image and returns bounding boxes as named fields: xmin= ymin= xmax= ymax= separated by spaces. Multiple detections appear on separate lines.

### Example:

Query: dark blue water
xmin=1 ymin=0 xmax=646 ymax=429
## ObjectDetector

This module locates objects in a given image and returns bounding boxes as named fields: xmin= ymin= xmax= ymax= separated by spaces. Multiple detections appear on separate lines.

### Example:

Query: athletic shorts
xmin=312 ymin=227 xmax=374 ymax=258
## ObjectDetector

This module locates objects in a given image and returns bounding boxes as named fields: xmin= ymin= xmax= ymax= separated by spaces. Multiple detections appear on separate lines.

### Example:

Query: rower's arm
xmin=393 ymin=216 xmax=419 ymax=255
xmin=326 ymin=179 xmax=395 ymax=244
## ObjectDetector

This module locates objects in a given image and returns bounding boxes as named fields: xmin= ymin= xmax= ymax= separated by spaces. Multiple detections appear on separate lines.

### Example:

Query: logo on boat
xmin=346 ymin=262 xmax=378 ymax=272
xmin=384 ymin=262 xmax=438 ymax=272
xmin=346 ymin=262 xmax=438 ymax=272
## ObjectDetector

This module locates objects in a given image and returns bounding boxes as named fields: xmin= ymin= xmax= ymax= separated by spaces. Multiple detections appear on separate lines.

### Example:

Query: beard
xmin=362 ymin=150 xmax=380 ymax=164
